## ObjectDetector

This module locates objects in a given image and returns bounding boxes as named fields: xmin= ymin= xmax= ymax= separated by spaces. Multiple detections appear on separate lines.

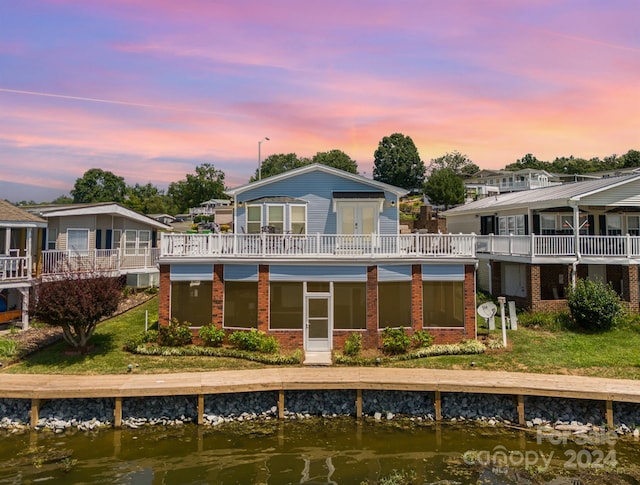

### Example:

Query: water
xmin=0 ymin=419 xmax=638 ymax=484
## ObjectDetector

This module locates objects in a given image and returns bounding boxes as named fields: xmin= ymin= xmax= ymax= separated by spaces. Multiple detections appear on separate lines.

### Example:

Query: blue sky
xmin=1 ymin=0 xmax=638 ymax=202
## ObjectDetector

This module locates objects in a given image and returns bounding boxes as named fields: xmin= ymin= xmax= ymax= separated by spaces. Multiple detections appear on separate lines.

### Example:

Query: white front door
xmin=304 ymin=294 xmax=332 ymax=351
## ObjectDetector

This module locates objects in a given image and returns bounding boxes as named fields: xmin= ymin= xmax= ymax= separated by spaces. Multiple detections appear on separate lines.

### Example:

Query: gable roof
xmin=0 ymin=200 xmax=47 ymax=227
xmin=24 ymin=202 xmax=171 ymax=230
xmin=444 ymin=174 xmax=640 ymax=215
xmin=226 ymin=164 xmax=409 ymax=197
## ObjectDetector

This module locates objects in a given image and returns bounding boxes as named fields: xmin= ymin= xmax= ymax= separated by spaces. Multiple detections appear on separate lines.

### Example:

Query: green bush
xmin=381 ymin=327 xmax=411 ymax=355
xmin=123 ymin=330 xmax=158 ymax=351
xmin=144 ymin=286 xmax=159 ymax=295
xmin=343 ymin=333 xmax=362 ymax=357
xmin=198 ymin=324 xmax=225 ymax=347
xmin=0 ymin=339 xmax=18 ymax=359
xmin=567 ymin=278 xmax=623 ymax=332
xmin=412 ymin=329 xmax=434 ymax=348
xmin=228 ymin=328 xmax=279 ymax=354
xmin=157 ymin=318 xmax=193 ymax=346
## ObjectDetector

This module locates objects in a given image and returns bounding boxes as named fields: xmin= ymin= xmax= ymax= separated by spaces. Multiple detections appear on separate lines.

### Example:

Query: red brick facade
xmin=158 ymin=262 xmax=478 ymax=350
xmin=487 ymin=261 xmax=640 ymax=313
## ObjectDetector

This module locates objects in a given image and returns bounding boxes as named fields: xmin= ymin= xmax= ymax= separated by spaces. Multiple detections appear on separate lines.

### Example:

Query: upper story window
xmin=498 ymin=215 xmax=525 ymax=235
xmin=267 ymin=205 xmax=284 ymax=233
xmin=290 ymin=205 xmax=306 ymax=234
xmin=47 ymin=228 xmax=57 ymax=250
xmin=607 ymin=215 xmax=622 ymax=236
xmin=628 ymin=216 xmax=640 ymax=236
xmin=247 ymin=205 xmax=262 ymax=234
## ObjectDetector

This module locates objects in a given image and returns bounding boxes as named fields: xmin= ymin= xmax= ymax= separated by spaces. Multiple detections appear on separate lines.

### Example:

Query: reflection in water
xmin=0 ymin=419 xmax=638 ymax=484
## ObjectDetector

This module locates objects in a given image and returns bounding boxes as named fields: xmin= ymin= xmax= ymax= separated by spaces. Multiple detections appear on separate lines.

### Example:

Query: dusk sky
xmin=1 ymin=0 xmax=638 ymax=203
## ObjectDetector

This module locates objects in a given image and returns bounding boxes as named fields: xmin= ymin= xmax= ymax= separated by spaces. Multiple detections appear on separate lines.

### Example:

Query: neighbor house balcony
xmin=40 ymin=248 xmax=160 ymax=277
xmin=0 ymin=255 xmax=30 ymax=282
xmin=159 ymin=233 xmax=477 ymax=261
xmin=476 ymin=234 xmax=640 ymax=263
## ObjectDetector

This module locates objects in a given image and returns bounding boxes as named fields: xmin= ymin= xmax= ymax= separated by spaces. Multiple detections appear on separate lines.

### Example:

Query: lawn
xmin=4 ymin=298 xmax=640 ymax=379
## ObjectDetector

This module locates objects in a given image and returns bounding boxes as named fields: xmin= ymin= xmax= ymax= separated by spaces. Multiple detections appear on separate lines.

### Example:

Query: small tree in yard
xmin=567 ymin=278 xmax=623 ymax=332
xmin=32 ymin=274 xmax=123 ymax=352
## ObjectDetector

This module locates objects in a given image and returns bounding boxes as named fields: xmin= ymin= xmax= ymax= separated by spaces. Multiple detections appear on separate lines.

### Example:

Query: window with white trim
xmin=113 ymin=230 xmax=122 ymax=250
xmin=124 ymin=230 xmax=151 ymax=255
xmin=47 ymin=228 xmax=57 ymax=250
xmin=498 ymin=215 xmax=525 ymax=235
xmin=628 ymin=216 xmax=640 ymax=236
xmin=607 ymin=215 xmax=622 ymax=236
xmin=290 ymin=205 xmax=306 ymax=234
xmin=67 ymin=229 xmax=89 ymax=255
xmin=267 ymin=205 xmax=284 ymax=233
xmin=247 ymin=205 xmax=262 ymax=234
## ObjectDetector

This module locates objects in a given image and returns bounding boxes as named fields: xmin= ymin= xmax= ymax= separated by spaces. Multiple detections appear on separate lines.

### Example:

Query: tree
xmin=423 ymin=168 xmax=465 ymax=209
xmin=619 ymin=149 xmax=640 ymax=168
xmin=311 ymin=149 xmax=358 ymax=174
xmin=71 ymin=168 xmax=127 ymax=203
xmin=125 ymin=183 xmax=175 ymax=215
xmin=51 ymin=195 xmax=73 ymax=204
xmin=504 ymin=154 xmax=546 ymax=171
xmin=168 ymin=163 xmax=227 ymax=213
xmin=373 ymin=133 xmax=425 ymax=189
xmin=430 ymin=151 xmax=479 ymax=178
xmin=249 ymin=153 xmax=308 ymax=182
xmin=32 ymin=274 xmax=123 ymax=352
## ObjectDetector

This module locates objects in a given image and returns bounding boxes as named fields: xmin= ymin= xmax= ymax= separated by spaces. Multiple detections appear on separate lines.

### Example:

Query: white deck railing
xmin=0 ymin=256 xmax=29 ymax=281
xmin=160 ymin=233 xmax=477 ymax=258
xmin=41 ymin=248 xmax=159 ymax=275
xmin=476 ymin=234 xmax=640 ymax=258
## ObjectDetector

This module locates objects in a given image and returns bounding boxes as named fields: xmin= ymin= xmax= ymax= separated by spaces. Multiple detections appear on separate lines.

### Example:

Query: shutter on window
xmin=532 ymin=215 xmax=540 ymax=234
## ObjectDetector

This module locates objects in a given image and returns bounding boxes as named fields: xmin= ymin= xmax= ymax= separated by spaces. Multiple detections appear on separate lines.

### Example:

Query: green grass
xmin=5 ymin=299 xmax=640 ymax=379
xmin=4 ymin=298 xmax=266 ymax=375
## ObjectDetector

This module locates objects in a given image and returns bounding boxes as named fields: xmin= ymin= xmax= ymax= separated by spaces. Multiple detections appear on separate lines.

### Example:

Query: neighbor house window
xmin=334 ymin=282 xmax=366 ymax=329
xmin=112 ymin=230 xmax=122 ymax=250
xmin=67 ymin=229 xmax=89 ymax=256
xmin=628 ymin=216 xmax=640 ymax=236
xmin=607 ymin=215 xmax=622 ymax=236
xmin=124 ymin=230 xmax=151 ymax=255
xmin=498 ymin=215 xmax=525 ymax=235
xmin=47 ymin=228 xmax=57 ymax=250
xmin=378 ymin=281 xmax=411 ymax=328
xmin=423 ymin=281 xmax=464 ymax=327
xmin=247 ymin=205 xmax=262 ymax=234
xmin=170 ymin=280 xmax=212 ymax=327
xmin=224 ymin=281 xmax=258 ymax=328
xmin=270 ymin=282 xmax=303 ymax=329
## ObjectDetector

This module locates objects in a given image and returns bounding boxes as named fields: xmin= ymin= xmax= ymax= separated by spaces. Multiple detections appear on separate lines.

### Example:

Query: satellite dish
xmin=477 ymin=301 xmax=497 ymax=319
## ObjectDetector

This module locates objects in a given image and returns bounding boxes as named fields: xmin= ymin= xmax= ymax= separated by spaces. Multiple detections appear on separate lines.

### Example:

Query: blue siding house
xmin=158 ymin=164 xmax=477 ymax=358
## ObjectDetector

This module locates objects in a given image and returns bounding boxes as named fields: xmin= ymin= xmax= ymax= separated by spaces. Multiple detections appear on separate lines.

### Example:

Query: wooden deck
xmin=2 ymin=368 xmax=640 ymax=428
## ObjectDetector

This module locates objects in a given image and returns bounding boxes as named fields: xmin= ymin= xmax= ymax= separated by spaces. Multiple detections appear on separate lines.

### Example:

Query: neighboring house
xmin=189 ymin=198 xmax=232 ymax=219
xmin=25 ymin=203 xmax=171 ymax=288
xmin=158 ymin=164 xmax=478 ymax=354
xmin=465 ymin=168 xmax=562 ymax=194
xmin=148 ymin=213 xmax=177 ymax=225
xmin=0 ymin=200 xmax=47 ymax=327
xmin=444 ymin=174 xmax=640 ymax=312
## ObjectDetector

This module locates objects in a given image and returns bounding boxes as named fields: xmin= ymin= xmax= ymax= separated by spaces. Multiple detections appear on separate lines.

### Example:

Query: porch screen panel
xmin=224 ymin=281 xmax=258 ymax=328
xmin=334 ymin=282 xmax=366 ymax=329
xmin=270 ymin=282 xmax=303 ymax=329
xmin=171 ymin=280 xmax=212 ymax=327
xmin=423 ymin=281 xmax=464 ymax=327
xmin=378 ymin=281 xmax=411 ymax=328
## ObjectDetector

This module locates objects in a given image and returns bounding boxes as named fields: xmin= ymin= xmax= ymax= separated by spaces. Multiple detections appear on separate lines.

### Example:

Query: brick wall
xmin=257 ymin=264 xmax=269 ymax=333
xmin=159 ymin=264 xmax=170 ymax=327
xmin=365 ymin=265 xmax=379 ymax=349
xmin=212 ymin=264 xmax=224 ymax=329
xmin=411 ymin=264 xmax=423 ymax=332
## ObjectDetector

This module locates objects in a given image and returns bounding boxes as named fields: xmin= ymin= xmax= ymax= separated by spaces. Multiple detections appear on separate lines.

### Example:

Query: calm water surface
xmin=1 ymin=419 xmax=639 ymax=484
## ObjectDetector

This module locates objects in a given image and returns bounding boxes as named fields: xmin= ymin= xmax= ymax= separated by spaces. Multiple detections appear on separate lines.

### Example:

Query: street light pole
xmin=258 ymin=137 xmax=270 ymax=181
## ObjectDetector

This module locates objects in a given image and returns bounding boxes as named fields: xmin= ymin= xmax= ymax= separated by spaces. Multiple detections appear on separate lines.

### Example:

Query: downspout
xmin=569 ymin=201 xmax=580 ymax=289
